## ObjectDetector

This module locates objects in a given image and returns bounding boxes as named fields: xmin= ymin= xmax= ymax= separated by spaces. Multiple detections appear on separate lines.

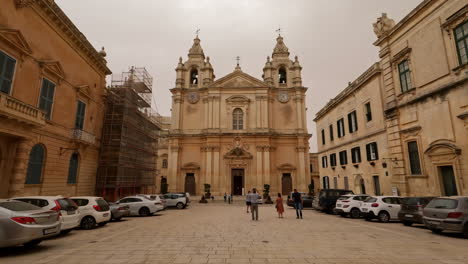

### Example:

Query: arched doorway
xmin=184 ymin=173 xmax=196 ymax=195
xmin=360 ymin=178 xmax=366 ymax=194
xmin=282 ymin=173 xmax=292 ymax=195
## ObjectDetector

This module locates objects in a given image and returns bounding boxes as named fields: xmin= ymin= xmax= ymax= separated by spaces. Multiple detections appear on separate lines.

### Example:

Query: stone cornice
xmin=314 ymin=63 xmax=381 ymax=121
xmin=16 ymin=0 xmax=111 ymax=75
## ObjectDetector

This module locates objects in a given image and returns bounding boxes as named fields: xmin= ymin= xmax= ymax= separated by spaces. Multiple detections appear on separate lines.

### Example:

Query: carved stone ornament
xmin=15 ymin=0 xmax=35 ymax=8
xmin=186 ymin=92 xmax=199 ymax=104
xmin=278 ymin=91 xmax=289 ymax=103
xmin=373 ymin=13 xmax=396 ymax=38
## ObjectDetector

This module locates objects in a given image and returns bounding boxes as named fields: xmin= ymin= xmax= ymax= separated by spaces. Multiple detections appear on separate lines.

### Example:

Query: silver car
xmin=423 ymin=196 xmax=468 ymax=238
xmin=0 ymin=200 xmax=61 ymax=248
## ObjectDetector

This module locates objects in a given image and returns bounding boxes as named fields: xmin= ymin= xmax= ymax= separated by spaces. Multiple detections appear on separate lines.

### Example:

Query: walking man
xmin=248 ymin=188 xmax=261 ymax=221
xmin=292 ymin=189 xmax=303 ymax=219
xmin=245 ymin=190 xmax=252 ymax=213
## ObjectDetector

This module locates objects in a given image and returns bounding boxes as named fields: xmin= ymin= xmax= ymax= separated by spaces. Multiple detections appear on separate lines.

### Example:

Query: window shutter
xmin=348 ymin=113 xmax=352 ymax=133
xmin=0 ymin=52 xmax=16 ymax=94
xmin=354 ymin=112 xmax=358 ymax=131
xmin=366 ymin=144 xmax=371 ymax=161
xmin=373 ymin=143 xmax=379 ymax=160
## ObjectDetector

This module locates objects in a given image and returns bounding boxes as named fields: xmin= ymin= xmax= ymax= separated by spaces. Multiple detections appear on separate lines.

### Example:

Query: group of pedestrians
xmin=245 ymin=188 xmax=304 ymax=221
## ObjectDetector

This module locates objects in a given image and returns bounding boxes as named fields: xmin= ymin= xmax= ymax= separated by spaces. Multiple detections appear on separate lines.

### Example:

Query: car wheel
xmin=176 ymin=202 xmax=185 ymax=209
xmin=403 ymin=221 xmax=413 ymax=227
xmin=463 ymin=224 xmax=468 ymax=239
xmin=23 ymin=239 xmax=42 ymax=248
xmin=81 ymin=216 xmax=97 ymax=230
xmin=431 ymin=229 xmax=442 ymax=234
xmin=350 ymin=208 xmax=360 ymax=219
xmin=378 ymin=211 xmax=390 ymax=223
xmin=98 ymin=222 xmax=108 ymax=227
xmin=139 ymin=207 xmax=150 ymax=216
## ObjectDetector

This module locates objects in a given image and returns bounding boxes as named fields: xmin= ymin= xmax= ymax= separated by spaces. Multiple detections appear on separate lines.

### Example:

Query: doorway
xmin=439 ymin=166 xmax=458 ymax=196
xmin=282 ymin=173 xmax=292 ymax=195
xmin=231 ymin=169 xmax=244 ymax=195
xmin=184 ymin=173 xmax=196 ymax=195
xmin=360 ymin=178 xmax=366 ymax=194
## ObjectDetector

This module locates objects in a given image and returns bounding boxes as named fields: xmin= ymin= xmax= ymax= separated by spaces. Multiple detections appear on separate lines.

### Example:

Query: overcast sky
xmin=57 ymin=0 xmax=422 ymax=152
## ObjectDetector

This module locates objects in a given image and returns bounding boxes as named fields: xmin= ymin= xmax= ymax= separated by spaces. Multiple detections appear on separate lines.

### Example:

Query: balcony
xmin=0 ymin=93 xmax=46 ymax=126
xmin=72 ymin=129 xmax=95 ymax=145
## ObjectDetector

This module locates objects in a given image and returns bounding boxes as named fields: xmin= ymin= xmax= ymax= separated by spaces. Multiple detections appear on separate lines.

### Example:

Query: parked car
xmin=360 ymin=196 xmax=402 ymax=223
xmin=0 ymin=199 xmax=61 ymax=248
xmin=334 ymin=194 xmax=370 ymax=218
xmin=286 ymin=192 xmax=314 ymax=208
xmin=108 ymin=203 xmax=130 ymax=221
xmin=316 ymin=189 xmax=354 ymax=213
xmin=71 ymin=197 xmax=111 ymax=229
xmin=423 ymin=196 xmax=468 ymax=238
xmin=163 ymin=193 xmax=189 ymax=209
xmin=398 ymin=196 xmax=435 ymax=226
xmin=136 ymin=194 xmax=165 ymax=211
xmin=115 ymin=196 xmax=161 ymax=216
xmin=13 ymin=196 xmax=79 ymax=234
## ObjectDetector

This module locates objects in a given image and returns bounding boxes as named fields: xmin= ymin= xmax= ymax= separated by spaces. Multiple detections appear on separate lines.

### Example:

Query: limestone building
xmin=316 ymin=0 xmax=468 ymax=197
xmin=167 ymin=35 xmax=311 ymax=195
xmin=309 ymin=153 xmax=320 ymax=194
xmin=0 ymin=0 xmax=111 ymax=197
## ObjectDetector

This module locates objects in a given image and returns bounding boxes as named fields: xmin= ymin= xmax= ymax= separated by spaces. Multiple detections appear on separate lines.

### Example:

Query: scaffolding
xmin=96 ymin=67 xmax=161 ymax=201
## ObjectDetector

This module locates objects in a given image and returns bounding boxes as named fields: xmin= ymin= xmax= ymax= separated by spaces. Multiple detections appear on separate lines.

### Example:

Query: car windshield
xmin=0 ymin=201 xmax=41 ymax=211
xmin=337 ymin=196 xmax=351 ymax=201
xmin=426 ymin=198 xmax=458 ymax=209
xmin=364 ymin=197 xmax=377 ymax=203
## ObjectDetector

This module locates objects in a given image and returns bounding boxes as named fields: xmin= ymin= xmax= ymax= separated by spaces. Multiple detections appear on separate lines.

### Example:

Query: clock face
xmin=187 ymin=92 xmax=199 ymax=104
xmin=278 ymin=92 xmax=289 ymax=103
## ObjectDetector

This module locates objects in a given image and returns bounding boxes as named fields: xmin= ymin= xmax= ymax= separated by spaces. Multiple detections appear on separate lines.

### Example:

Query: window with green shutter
xmin=0 ymin=51 xmax=16 ymax=94
xmin=408 ymin=141 xmax=422 ymax=175
xmin=67 ymin=153 xmax=79 ymax=184
xmin=75 ymin=101 xmax=86 ymax=130
xmin=25 ymin=144 xmax=45 ymax=184
xmin=398 ymin=60 xmax=412 ymax=93
xmin=39 ymin=79 xmax=56 ymax=120
xmin=454 ymin=21 xmax=468 ymax=66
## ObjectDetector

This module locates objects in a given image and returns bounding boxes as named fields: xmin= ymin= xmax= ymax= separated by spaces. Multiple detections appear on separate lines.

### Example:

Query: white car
xmin=334 ymin=194 xmax=370 ymax=218
xmin=136 ymin=194 xmax=165 ymax=211
xmin=71 ymin=197 xmax=112 ymax=229
xmin=360 ymin=196 xmax=402 ymax=223
xmin=13 ymin=196 xmax=80 ymax=234
xmin=163 ymin=193 xmax=189 ymax=209
xmin=116 ymin=196 xmax=161 ymax=216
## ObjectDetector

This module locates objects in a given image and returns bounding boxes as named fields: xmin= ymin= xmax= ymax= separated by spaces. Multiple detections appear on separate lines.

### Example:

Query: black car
xmin=286 ymin=192 xmax=314 ymax=208
xmin=398 ymin=196 xmax=435 ymax=226
xmin=316 ymin=189 xmax=354 ymax=213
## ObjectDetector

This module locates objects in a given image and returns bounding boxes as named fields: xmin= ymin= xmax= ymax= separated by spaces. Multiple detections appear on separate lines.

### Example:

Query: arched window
xmin=162 ymin=159 xmax=168 ymax=168
xmin=25 ymin=144 xmax=45 ymax=184
xmin=232 ymin=108 xmax=243 ymax=130
xmin=190 ymin=69 xmax=198 ymax=84
xmin=67 ymin=152 xmax=79 ymax=184
xmin=279 ymin=67 xmax=287 ymax=84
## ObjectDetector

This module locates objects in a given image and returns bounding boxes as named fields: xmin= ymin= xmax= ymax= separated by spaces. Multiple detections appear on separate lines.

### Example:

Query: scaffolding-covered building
xmin=96 ymin=67 xmax=161 ymax=201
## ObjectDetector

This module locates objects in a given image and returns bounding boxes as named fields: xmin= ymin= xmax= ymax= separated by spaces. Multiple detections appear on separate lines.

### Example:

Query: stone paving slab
xmin=1 ymin=203 xmax=468 ymax=264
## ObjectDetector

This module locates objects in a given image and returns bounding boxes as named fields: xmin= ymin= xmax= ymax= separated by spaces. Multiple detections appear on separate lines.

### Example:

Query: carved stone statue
xmin=373 ymin=13 xmax=396 ymax=38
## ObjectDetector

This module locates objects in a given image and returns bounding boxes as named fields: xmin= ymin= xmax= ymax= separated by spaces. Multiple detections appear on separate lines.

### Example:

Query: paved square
xmin=2 ymin=201 xmax=468 ymax=264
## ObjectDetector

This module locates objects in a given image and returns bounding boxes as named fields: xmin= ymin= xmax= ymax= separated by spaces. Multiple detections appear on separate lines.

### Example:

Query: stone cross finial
xmin=276 ymin=26 xmax=282 ymax=36
xmin=195 ymin=28 xmax=200 ymax=37
xmin=236 ymin=56 xmax=240 ymax=66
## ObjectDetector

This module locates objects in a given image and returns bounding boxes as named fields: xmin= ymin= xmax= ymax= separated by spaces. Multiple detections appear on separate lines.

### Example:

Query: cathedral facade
xmin=167 ymin=35 xmax=311 ymax=196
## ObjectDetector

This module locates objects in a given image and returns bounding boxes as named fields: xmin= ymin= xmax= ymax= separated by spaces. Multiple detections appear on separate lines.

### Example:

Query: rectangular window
xmin=408 ymin=141 xmax=422 ymax=175
xmin=323 ymin=176 xmax=329 ymax=189
xmin=344 ymin=176 xmax=349 ymax=190
xmin=337 ymin=118 xmax=345 ymax=138
xmin=0 ymin=51 xmax=16 ymax=95
xmin=333 ymin=177 xmax=338 ymax=189
xmin=339 ymin=150 xmax=348 ymax=165
xmin=330 ymin=153 xmax=337 ymax=167
xmin=74 ymin=100 xmax=86 ymax=130
xmin=366 ymin=142 xmax=379 ymax=161
xmin=373 ymin=176 xmax=381 ymax=196
xmin=38 ymin=78 xmax=56 ymax=120
xmin=454 ymin=21 xmax=468 ymax=65
xmin=321 ymin=129 xmax=325 ymax=145
xmin=347 ymin=111 xmax=358 ymax=133
xmin=351 ymin=147 xmax=361 ymax=163
xmin=329 ymin=124 xmax=334 ymax=141
xmin=309 ymin=164 xmax=313 ymax=172
xmin=365 ymin=102 xmax=372 ymax=122
xmin=322 ymin=156 xmax=328 ymax=168
xmin=398 ymin=60 xmax=412 ymax=93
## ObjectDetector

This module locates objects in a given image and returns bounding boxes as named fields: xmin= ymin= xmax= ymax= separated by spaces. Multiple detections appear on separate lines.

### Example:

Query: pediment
xmin=38 ymin=60 xmax=65 ymax=80
xmin=76 ymin=85 xmax=92 ymax=99
xmin=277 ymin=163 xmax=296 ymax=171
xmin=224 ymin=147 xmax=253 ymax=159
xmin=425 ymin=140 xmax=461 ymax=156
xmin=226 ymin=95 xmax=250 ymax=103
xmin=182 ymin=162 xmax=200 ymax=170
xmin=0 ymin=28 xmax=32 ymax=55
xmin=209 ymin=71 xmax=268 ymax=89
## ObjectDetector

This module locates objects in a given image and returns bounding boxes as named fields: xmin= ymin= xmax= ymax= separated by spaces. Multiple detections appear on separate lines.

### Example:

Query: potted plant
xmin=263 ymin=184 xmax=273 ymax=204
xmin=204 ymin=183 xmax=211 ymax=199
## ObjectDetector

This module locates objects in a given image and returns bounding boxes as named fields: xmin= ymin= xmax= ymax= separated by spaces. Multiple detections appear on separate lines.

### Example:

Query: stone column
xmin=213 ymin=96 xmax=220 ymax=129
xmin=203 ymin=97 xmax=209 ymax=129
xmin=256 ymin=98 xmax=261 ymax=129
xmin=296 ymin=146 xmax=307 ymax=191
xmin=9 ymin=139 xmax=32 ymax=197
xmin=205 ymin=147 xmax=212 ymax=186
xmin=263 ymin=147 xmax=271 ymax=185
xmin=168 ymin=145 xmax=180 ymax=192
xmin=172 ymin=96 xmax=182 ymax=129
xmin=213 ymin=146 xmax=220 ymax=194
xmin=295 ymin=94 xmax=303 ymax=130
xmin=256 ymin=146 xmax=263 ymax=189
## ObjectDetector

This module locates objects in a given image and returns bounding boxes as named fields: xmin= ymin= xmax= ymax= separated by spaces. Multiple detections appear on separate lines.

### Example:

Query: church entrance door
xmin=185 ymin=173 xmax=196 ymax=195
xmin=232 ymin=169 xmax=244 ymax=195
xmin=282 ymin=173 xmax=292 ymax=195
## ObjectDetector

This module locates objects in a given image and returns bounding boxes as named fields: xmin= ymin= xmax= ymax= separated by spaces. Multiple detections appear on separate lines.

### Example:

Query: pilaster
xmin=8 ymin=139 xmax=32 ymax=197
